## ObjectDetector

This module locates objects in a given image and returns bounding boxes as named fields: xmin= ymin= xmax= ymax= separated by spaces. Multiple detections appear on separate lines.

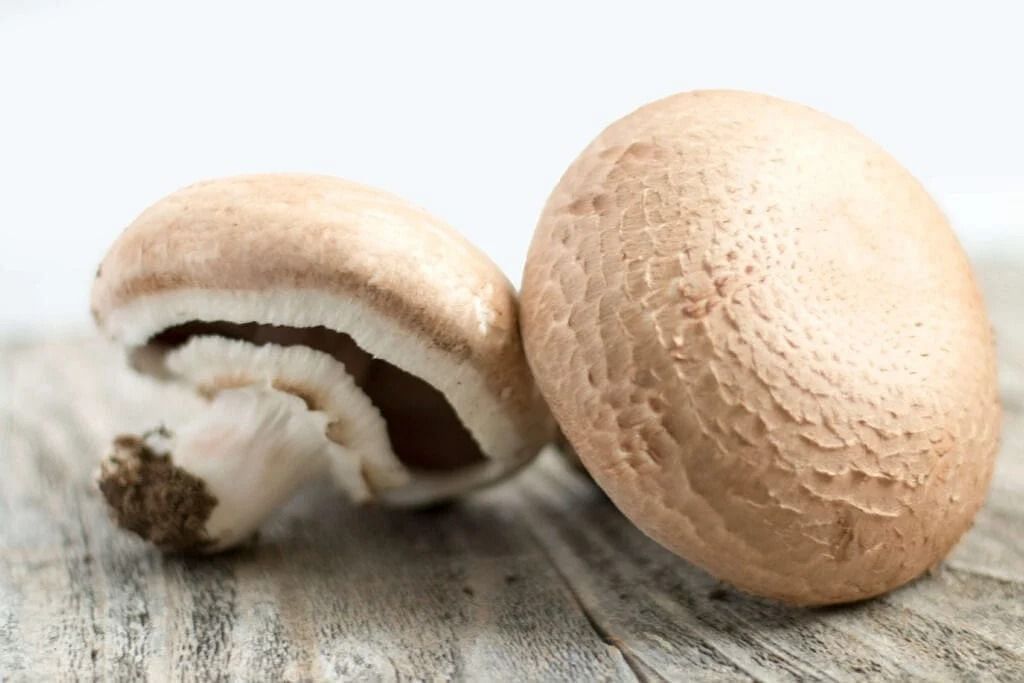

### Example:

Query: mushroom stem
xmin=97 ymin=386 xmax=330 ymax=552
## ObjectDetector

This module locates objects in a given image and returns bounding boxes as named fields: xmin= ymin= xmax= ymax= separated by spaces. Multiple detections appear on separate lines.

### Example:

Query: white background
xmin=1 ymin=0 xmax=1021 ymax=334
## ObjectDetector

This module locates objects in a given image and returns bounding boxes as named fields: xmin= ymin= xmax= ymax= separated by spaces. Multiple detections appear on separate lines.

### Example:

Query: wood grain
xmin=0 ymin=260 xmax=1021 ymax=681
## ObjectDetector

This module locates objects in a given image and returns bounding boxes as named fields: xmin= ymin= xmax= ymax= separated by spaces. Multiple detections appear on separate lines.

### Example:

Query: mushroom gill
xmin=142 ymin=321 xmax=486 ymax=472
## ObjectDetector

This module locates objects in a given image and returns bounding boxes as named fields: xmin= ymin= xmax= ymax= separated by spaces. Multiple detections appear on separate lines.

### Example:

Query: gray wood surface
xmin=1 ymin=260 xmax=1021 ymax=682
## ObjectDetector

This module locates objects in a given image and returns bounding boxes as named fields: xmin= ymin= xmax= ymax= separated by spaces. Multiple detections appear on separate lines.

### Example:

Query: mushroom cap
xmin=520 ymin=90 xmax=1002 ymax=605
xmin=93 ymin=174 xmax=552 ymax=501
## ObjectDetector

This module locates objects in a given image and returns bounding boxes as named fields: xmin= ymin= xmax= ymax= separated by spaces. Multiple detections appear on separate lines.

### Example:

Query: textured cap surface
xmin=521 ymin=90 xmax=1001 ymax=605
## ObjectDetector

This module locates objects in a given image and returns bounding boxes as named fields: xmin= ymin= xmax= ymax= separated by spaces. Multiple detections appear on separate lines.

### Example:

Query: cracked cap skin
xmin=520 ymin=90 xmax=1002 ymax=605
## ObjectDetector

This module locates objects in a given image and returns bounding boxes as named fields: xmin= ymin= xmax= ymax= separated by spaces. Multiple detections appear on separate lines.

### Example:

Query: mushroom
xmin=92 ymin=174 xmax=553 ymax=552
xmin=519 ymin=90 xmax=1002 ymax=605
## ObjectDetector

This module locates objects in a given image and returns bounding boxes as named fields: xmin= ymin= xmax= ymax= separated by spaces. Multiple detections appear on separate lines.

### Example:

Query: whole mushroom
xmin=92 ymin=174 xmax=553 ymax=552
xmin=520 ymin=90 xmax=1002 ymax=605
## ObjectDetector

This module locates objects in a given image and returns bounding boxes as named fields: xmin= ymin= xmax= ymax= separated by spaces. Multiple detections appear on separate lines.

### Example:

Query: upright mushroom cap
xmin=520 ymin=90 xmax=1001 ymax=605
xmin=93 ymin=174 xmax=553 ymax=551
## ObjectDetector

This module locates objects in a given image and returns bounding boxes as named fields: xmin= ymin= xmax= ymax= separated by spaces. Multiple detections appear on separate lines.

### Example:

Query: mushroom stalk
xmin=98 ymin=386 xmax=330 ymax=552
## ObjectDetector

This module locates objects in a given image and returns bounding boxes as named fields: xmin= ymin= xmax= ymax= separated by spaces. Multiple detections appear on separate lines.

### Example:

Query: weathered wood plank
xmin=0 ymin=259 xmax=1022 ymax=681
xmin=0 ymin=339 xmax=632 ymax=682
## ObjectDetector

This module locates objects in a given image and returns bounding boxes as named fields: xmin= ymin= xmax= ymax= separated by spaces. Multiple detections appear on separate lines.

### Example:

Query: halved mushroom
xmin=92 ymin=174 xmax=553 ymax=552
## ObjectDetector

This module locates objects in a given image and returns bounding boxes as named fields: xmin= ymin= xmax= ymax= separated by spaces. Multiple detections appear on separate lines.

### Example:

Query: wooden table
xmin=1 ymin=260 xmax=1021 ymax=681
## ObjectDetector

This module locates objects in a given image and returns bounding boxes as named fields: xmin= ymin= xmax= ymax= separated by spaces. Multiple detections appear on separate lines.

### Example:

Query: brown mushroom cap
xmin=520 ymin=90 xmax=1001 ymax=605
xmin=93 ymin=174 xmax=552 ymax=506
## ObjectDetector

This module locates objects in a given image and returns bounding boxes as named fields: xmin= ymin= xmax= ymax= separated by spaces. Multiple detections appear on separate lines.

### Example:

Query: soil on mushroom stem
xmin=98 ymin=434 xmax=217 ymax=553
